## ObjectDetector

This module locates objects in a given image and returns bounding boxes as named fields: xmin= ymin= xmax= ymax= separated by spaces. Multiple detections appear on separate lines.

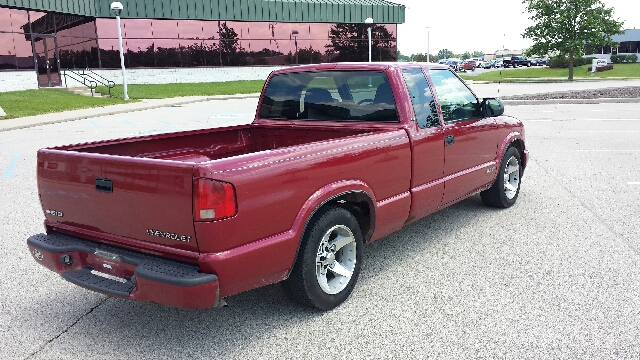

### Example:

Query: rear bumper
xmin=27 ymin=233 xmax=219 ymax=309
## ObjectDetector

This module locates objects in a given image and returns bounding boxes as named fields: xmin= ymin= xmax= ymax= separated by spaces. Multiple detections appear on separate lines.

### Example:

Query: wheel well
xmin=508 ymin=139 xmax=525 ymax=166
xmin=307 ymin=191 xmax=375 ymax=244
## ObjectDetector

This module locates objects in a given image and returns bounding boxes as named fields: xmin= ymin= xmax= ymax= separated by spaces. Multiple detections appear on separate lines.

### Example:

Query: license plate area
xmin=85 ymin=252 xmax=135 ymax=279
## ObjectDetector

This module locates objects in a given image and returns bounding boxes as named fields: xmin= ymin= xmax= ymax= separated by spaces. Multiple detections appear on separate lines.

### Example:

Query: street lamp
xmin=291 ymin=30 xmax=299 ymax=65
xmin=365 ymin=17 xmax=373 ymax=62
xmin=111 ymin=2 xmax=129 ymax=100
xmin=426 ymin=27 xmax=430 ymax=63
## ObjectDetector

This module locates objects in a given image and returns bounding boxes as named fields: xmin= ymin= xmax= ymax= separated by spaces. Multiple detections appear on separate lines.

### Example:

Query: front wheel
xmin=282 ymin=207 xmax=363 ymax=310
xmin=481 ymin=147 xmax=522 ymax=208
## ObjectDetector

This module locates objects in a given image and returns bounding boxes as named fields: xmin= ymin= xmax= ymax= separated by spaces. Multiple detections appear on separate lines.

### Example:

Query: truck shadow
xmin=25 ymin=194 xmax=505 ymax=358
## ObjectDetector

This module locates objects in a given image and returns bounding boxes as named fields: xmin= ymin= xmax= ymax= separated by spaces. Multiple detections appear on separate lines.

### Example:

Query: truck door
xmin=427 ymin=69 xmax=497 ymax=206
xmin=401 ymin=68 xmax=445 ymax=220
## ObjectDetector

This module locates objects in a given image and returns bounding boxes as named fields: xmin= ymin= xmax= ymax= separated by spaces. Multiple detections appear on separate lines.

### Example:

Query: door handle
xmin=445 ymin=135 xmax=455 ymax=146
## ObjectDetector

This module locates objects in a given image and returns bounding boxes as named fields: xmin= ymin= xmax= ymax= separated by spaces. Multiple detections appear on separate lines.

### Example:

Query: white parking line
xmin=577 ymin=150 xmax=640 ymax=152
xmin=569 ymin=131 xmax=640 ymax=133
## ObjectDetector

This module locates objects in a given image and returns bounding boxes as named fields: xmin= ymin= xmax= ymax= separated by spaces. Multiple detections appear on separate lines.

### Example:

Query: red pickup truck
xmin=28 ymin=63 xmax=528 ymax=310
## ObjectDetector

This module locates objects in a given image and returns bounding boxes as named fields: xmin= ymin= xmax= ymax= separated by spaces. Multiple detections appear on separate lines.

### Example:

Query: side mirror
xmin=481 ymin=98 xmax=504 ymax=117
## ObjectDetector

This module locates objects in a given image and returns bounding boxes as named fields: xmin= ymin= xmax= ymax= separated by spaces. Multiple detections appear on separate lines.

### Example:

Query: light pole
xmin=426 ymin=27 xmax=430 ymax=63
xmin=365 ymin=17 xmax=373 ymax=62
xmin=111 ymin=2 xmax=129 ymax=100
xmin=291 ymin=30 xmax=299 ymax=64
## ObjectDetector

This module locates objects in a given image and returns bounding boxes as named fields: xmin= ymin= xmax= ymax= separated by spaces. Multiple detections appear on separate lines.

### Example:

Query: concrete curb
xmin=0 ymin=93 xmax=260 ymax=132
xmin=503 ymin=97 xmax=640 ymax=106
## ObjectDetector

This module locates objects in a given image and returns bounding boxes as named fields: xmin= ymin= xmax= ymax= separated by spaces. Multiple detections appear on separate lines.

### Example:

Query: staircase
xmin=53 ymin=86 xmax=110 ymax=98
xmin=60 ymin=69 xmax=116 ymax=98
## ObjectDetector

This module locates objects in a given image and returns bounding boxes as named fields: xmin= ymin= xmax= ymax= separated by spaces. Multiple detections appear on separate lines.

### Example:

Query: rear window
xmin=258 ymin=71 xmax=399 ymax=123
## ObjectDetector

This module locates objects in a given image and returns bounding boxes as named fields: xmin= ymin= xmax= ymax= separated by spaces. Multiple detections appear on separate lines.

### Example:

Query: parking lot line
xmin=577 ymin=150 xmax=640 ymax=152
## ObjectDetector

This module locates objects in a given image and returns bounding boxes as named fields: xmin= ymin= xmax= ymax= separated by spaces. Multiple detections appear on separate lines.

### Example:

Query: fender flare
xmin=284 ymin=180 xmax=376 ymax=277
xmin=497 ymin=131 xmax=526 ymax=166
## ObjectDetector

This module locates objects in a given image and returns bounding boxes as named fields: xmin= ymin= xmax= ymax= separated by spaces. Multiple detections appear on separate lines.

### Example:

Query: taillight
xmin=193 ymin=178 xmax=237 ymax=221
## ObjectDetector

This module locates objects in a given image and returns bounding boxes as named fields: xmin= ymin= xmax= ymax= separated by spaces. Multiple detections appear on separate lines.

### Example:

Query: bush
xmin=610 ymin=54 xmax=639 ymax=63
xmin=587 ymin=64 xmax=614 ymax=72
xmin=549 ymin=55 xmax=596 ymax=68
xmin=549 ymin=55 xmax=569 ymax=68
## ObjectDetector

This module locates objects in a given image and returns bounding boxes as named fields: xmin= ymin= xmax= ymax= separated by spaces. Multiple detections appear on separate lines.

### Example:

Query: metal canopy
xmin=0 ymin=0 xmax=405 ymax=24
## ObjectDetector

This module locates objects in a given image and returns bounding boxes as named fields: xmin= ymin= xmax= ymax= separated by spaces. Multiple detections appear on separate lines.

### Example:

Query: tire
xmin=480 ymin=146 xmax=521 ymax=208
xmin=281 ymin=206 xmax=363 ymax=310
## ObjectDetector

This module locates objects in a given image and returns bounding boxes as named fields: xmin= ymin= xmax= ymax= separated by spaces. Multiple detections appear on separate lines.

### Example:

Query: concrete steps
xmin=52 ymin=86 xmax=112 ymax=98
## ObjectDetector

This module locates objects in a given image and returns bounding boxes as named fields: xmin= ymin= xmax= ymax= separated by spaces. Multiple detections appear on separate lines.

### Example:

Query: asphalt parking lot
xmin=1 ymin=96 xmax=639 ymax=358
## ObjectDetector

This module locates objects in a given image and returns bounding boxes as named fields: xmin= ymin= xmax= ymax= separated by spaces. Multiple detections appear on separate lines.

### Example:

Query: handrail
xmin=62 ymin=69 xmax=97 ymax=96
xmin=62 ymin=68 xmax=115 ymax=97
xmin=78 ymin=69 xmax=116 ymax=97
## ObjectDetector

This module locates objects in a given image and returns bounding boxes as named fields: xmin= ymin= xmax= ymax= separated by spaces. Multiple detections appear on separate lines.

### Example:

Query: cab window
xmin=401 ymin=69 xmax=440 ymax=128
xmin=428 ymin=69 xmax=480 ymax=123
xmin=258 ymin=71 xmax=398 ymax=123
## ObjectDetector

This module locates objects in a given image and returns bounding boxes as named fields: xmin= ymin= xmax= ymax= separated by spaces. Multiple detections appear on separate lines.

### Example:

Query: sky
xmin=394 ymin=0 xmax=640 ymax=56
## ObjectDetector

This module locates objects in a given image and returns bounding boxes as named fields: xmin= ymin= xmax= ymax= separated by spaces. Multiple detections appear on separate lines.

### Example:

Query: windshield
xmin=258 ymin=71 xmax=399 ymax=123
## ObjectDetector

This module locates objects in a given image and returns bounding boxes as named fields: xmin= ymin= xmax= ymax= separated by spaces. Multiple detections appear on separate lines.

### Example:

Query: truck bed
xmin=60 ymin=125 xmax=374 ymax=163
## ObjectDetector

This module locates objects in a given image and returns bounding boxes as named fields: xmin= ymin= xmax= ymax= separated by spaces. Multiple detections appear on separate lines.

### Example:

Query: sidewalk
xmin=2 ymin=79 xmax=640 ymax=132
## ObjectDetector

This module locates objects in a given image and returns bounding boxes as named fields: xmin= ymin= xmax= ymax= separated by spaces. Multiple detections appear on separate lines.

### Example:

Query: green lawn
xmin=97 ymin=80 xmax=266 ymax=100
xmin=1 ymin=80 xmax=266 ymax=120
xmin=460 ymin=63 xmax=640 ymax=82
xmin=0 ymin=89 xmax=126 ymax=120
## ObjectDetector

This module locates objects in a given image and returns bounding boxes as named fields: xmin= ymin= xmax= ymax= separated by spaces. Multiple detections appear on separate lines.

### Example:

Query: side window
xmin=428 ymin=69 xmax=480 ymax=123
xmin=401 ymin=69 xmax=440 ymax=128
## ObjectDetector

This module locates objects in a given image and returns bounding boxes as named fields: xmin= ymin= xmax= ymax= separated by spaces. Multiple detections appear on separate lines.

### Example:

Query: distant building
xmin=584 ymin=29 xmax=640 ymax=62
xmin=0 ymin=0 xmax=405 ymax=91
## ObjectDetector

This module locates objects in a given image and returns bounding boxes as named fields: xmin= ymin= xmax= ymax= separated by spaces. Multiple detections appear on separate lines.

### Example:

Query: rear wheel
xmin=481 ymin=146 xmax=521 ymax=208
xmin=282 ymin=207 xmax=363 ymax=310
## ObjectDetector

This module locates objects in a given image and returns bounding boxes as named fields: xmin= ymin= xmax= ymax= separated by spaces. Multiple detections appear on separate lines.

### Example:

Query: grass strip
xmin=96 ymin=80 xmax=266 ymax=100
xmin=460 ymin=63 xmax=640 ymax=82
xmin=0 ymin=89 xmax=126 ymax=120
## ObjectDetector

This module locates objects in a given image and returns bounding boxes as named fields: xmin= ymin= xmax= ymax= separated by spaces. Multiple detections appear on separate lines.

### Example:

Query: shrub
xmin=549 ymin=55 xmax=569 ymax=68
xmin=627 ymin=54 xmax=638 ymax=63
xmin=610 ymin=54 xmax=622 ymax=63
xmin=587 ymin=64 xmax=614 ymax=72
xmin=550 ymin=55 xmax=597 ymax=68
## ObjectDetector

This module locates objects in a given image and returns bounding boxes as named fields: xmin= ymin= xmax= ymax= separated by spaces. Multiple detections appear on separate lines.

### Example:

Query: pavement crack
xmin=24 ymin=297 xmax=109 ymax=359
xmin=532 ymin=158 xmax=640 ymax=257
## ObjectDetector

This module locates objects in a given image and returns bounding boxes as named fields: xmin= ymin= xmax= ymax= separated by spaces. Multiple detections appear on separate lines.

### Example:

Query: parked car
xmin=27 ymin=62 xmax=528 ymax=311
xmin=531 ymin=58 xmax=548 ymax=66
xmin=462 ymin=59 xmax=477 ymax=71
xmin=483 ymin=60 xmax=498 ymax=69
xmin=446 ymin=59 xmax=464 ymax=72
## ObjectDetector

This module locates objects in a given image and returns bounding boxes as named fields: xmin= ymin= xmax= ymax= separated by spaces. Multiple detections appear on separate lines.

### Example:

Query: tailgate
xmin=37 ymin=149 xmax=199 ymax=253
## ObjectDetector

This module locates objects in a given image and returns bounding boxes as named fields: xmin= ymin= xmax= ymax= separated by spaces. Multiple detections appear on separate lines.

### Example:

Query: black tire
xmin=481 ymin=147 xmax=522 ymax=208
xmin=281 ymin=206 xmax=364 ymax=310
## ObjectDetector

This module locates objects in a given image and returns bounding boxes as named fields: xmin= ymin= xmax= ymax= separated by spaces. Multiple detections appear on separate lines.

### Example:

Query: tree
xmin=437 ymin=49 xmax=454 ymax=60
xmin=325 ymin=23 xmax=396 ymax=62
xmin=397 ymin=51 xmax=411 ymax=62
xmin=408 ymin=53 xmax=422 ymax=62
xmin=522 ymin=0 xmax=624 ymax=80
xmin=218 ymin=22 xmax=244 ymax=66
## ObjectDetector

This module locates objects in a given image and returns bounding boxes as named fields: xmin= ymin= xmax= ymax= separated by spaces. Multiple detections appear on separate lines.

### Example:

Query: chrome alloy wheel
xmin=315 ymin=224 xmax=357 ymax=295
xmin=503 ymin=156 xmax=520 ymax=200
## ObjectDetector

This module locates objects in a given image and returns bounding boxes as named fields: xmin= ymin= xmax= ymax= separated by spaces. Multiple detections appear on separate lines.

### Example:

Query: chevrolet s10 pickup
xmin=28 ymin=63 xmax=528 ymax=310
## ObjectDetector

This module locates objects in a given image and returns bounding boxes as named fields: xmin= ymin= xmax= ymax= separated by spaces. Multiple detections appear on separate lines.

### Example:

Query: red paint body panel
xmin=31 ymin=63 xmax=528 ymax=308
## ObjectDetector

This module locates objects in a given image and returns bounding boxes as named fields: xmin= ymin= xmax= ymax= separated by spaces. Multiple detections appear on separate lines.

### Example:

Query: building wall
xmin=1 ymin=6 xmax=398 ymax=88
xmin=60 ymin=65 xmax=285 ymax=88
xmin=0 ymin=70 xmax=39 ymax=91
